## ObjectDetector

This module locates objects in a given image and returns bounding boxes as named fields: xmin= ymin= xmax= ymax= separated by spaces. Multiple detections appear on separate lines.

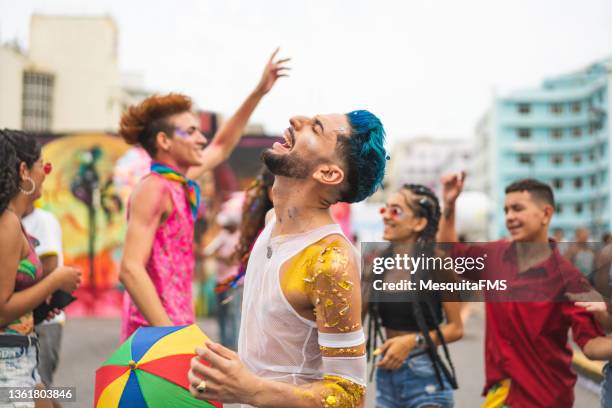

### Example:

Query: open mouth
xmin=282 ymin=128 xmax=294 ymax=149
xmin=272 ymin=128 xmax=295 ymax=153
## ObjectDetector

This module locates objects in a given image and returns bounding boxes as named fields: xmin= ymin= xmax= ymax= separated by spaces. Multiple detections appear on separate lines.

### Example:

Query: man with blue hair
xmin=189 ymin=111 xmax=387 ymax=407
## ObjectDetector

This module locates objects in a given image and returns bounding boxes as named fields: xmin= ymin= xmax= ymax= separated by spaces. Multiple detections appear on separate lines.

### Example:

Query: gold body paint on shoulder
xmin=280 ymin=239 xmax=356 ymax=328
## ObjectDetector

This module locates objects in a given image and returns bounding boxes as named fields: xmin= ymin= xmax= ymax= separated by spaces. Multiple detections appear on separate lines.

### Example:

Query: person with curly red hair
xmin=118 ymin=49 xmax=290 ymax=340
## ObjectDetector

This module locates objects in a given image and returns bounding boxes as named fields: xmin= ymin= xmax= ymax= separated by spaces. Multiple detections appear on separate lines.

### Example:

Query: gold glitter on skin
xmin=279 ymin=238 xmax=353 ymax=328
xmin=279 ymin=237 xmax=363 ymax=334
xmin=319 ymin=345 xmax=365 ymax=357
xmin=278 ymin=236 xmax=366 ymax=406
xmin=320 ymin=375 xmax=365 ymax=408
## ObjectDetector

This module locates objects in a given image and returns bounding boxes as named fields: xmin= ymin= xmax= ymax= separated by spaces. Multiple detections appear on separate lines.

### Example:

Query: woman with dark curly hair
xmin=366 ymin=184 xmax=463 ymax=408
xmin=0 ymin=129 xmax=81 ymax=405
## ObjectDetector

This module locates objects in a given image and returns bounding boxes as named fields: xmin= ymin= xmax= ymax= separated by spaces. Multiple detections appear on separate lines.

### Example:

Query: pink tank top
xmin=120 ymin=174 xmax=195 ymax=341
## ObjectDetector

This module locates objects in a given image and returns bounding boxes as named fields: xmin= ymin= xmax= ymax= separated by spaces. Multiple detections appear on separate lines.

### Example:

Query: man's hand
xmin=188 ymin=341 xmax=261 ymax=404
xmin=254 ymin=48 xmax=291 ymax=96
xmin=440 ymin=171 xmax=465 ymax=207
xmin=568 ymin=289 xmax=607 ymax=312
xmin=375 ymin=335 xmax=415 ymax=371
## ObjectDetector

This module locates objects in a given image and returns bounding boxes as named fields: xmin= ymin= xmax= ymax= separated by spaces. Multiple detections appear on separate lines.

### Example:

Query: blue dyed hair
xmin=336 ymin=110 xmax=387 ymax=203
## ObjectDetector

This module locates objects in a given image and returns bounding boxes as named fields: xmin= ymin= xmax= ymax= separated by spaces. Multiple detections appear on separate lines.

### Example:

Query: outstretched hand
xmin=440 ymin=171 xmax=465 ymax=206
xmin=254 ymin=47 xmax=291 ymax=96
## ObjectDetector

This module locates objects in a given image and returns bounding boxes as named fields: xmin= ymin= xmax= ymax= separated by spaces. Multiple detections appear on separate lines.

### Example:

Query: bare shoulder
xmin=131 ymin=175 xmax=167 ymax=200
xmin=129 ymin=175 xmax=169 ymax=214
xmin=0 ymin=211 xmax=23 ymax=246
xmin=311 ymin=234 xmax=358 ymax=274
xmin=317 ymin=234 xmax=356 ymax=257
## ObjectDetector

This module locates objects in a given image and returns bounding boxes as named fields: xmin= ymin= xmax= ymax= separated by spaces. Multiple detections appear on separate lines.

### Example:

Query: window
xmin=550 ymin=103 xmax=563 ymax=114
xmin=589 ymin=150 xmax=596 ymax=161
xmin=551 ymin=155 xmax=563 ymax=165
xmin=572 ymin=127 xmax=582 ymax=137
xmin=591 ymin=175 xmax=597 ymax=186
xmin=518 ymin=154 xmax=532 ymax=165
xmin=551 ymin=128 xmax=563 ymax=139
xmin=518 ymin=128 xmax=531 ymax=139
xmin=589 ymin=124 xmax=596 ymax=135
xmin=556 ymin=204 xmax=563 ymax=214
xmin=573 ymin=154 xmax=582 ymax=164
xmin=572 ymin=102 xmax=581 ymax=113
xmin=574 ymin=177 xmax=583 ymax=189
xmin=518 ymin=103 xmax=531 ymax=114
xmin=553 ymin=178 xmax=563 ymax=189
xmin=22 ymin=71 xmax=54 ymax=132
xmin=591 ymin=201 xmax=597 ymax=212
xmin=575 ymin=203 xmax=583 ymax=214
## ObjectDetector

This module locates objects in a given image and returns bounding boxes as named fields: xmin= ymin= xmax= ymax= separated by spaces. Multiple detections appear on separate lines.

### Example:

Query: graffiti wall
xmin=40 ymin=134 xmax=130 ymax=316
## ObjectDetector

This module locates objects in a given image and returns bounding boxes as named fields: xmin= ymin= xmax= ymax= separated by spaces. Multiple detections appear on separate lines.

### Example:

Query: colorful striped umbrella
xmin=95 ymin=324 xmax=222 ymax=407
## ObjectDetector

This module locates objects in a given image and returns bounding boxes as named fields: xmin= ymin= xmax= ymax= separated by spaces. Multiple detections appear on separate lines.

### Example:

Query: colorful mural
xmin=40 ymin=134 xmax=130 ymax=316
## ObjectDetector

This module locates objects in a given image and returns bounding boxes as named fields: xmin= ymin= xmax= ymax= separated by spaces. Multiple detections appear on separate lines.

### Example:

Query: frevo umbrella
xmin=95 ymin=324 xmax=222 ymax=407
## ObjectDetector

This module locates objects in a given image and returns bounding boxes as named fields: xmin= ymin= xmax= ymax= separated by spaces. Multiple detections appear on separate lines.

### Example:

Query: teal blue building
xmin=489 ymin=59 xmax=611 ymax=239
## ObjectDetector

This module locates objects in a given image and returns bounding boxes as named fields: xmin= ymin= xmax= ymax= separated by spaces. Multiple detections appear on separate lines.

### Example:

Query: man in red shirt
xmin=438 ymin=174 xmax=609 ymax=407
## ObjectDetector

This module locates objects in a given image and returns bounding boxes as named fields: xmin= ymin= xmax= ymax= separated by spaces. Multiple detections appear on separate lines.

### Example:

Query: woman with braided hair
xmin=366 ymin=184 xmax=463 ymax=408
xmin=214 ymin=167 xmax=275 ymax=291
xmin=211 ymin=167 xmax=274 ymax=349
xmin=0 ymin=129 xmax=81 ymax=406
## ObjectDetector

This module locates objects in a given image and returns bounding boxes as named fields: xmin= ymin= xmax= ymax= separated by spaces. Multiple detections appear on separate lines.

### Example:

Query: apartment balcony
xmin=498 ymin=112 xmax=595 ymax=128
xmin=500 ymin=135 xmax=607 ymax=154
xmin=501 ymin=162 xmax=607 ymax=178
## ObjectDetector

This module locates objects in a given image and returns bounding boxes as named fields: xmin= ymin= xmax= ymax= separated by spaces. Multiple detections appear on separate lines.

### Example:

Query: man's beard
xmin=261 ymin=149 xmax=313 ymax=179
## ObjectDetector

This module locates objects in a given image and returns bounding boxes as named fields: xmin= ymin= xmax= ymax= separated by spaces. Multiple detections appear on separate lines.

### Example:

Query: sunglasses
xmin=379 ymin=206 xmax=405 ymax=220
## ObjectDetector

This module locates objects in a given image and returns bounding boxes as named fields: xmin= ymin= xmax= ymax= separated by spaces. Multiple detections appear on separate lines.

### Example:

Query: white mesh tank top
xmin=238 ymin=216 xmax=351 ymax=404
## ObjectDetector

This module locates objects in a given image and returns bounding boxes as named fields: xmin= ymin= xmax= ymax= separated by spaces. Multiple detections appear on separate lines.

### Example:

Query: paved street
xmin=52 ymin=312 xmax=599 ymax=407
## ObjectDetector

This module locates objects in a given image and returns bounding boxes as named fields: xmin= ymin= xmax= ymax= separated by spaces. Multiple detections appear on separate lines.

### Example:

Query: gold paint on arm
xmin=319 ymin=344 xmax=366 ymax=358
xmin=319 ymin=375 xmax=365 ymax=407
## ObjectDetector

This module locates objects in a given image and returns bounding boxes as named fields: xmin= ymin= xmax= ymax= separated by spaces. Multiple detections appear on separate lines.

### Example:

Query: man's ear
xmin=542 ymin=204 xmax=554 ymax=226
xmin=312 ymin=164 xmax=344 ymax=186
xmin=156 ymin=131 xmax=172 ymax=152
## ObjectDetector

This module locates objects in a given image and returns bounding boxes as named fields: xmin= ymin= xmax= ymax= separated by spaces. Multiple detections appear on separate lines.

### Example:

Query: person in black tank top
xmin=365 ymin=184 xmax=464 ymax=408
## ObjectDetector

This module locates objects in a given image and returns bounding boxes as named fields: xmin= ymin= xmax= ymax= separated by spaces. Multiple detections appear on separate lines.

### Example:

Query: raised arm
xmin=436 ymin=172 xmax=465 ymax=243
xmin=119 ymin=177 xmax=173 ymax=326
xmin=188 ymin=237 xmax=366 ymax=407
xmin=188 ymin=49 xmax=290 ymax=179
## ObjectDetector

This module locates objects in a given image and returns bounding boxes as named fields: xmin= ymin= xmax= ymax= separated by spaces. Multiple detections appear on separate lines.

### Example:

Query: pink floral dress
xmin=120 ymin=173 xmax=195 ymax=341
